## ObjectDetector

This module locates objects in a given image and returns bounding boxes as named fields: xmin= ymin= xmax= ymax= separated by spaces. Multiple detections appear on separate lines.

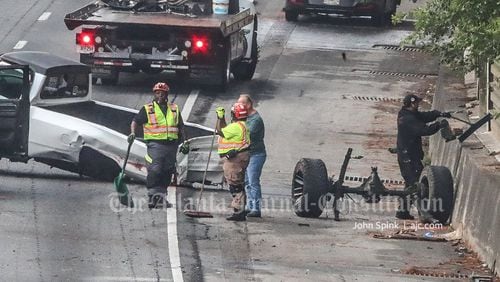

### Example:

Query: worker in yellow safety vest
xmin=128 ymin=82 xmax=189 ymax=209
xmin=215 ymin=102 xmax=251 ymax=221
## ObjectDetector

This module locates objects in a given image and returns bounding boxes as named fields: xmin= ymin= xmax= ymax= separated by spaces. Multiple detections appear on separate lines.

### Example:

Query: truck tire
xmin=218 ymin=40 xmax=231 ymax=91
xmin=232 ymin=17 xmax=258 ymax=81
xmin=285 ymin=10 xmax=299 ymax=22
xmin=292 ymin=158 xmax=330 ymax=218
xmin=418 ymin=166 xmax=454 ymax=224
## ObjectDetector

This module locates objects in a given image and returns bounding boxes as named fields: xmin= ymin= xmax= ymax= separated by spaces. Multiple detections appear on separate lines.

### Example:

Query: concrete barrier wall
xmin=430 ymin=67 xmax=500 ymax=275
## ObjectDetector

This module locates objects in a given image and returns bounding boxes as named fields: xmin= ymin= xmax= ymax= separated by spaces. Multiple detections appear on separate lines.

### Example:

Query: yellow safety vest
xmin=143 ymin=101 xmax=180 ymax=141
xmin=218 ymin=121 xmax=250 ymax=155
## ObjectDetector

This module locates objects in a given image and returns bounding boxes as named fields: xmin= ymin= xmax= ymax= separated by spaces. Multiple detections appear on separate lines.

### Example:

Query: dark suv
xmin=284 ymin=0 xmax=400 ymax=25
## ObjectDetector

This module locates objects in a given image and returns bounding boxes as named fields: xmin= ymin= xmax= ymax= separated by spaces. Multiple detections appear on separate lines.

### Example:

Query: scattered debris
xmin=465 ymin=102 xmax=479 ymax=109
xmin=403 ymin=266 xmax=468 ymax=279
xmin=488 ymin=151 xmax=500 ymax=156
xmin=373 ymin=231 xmax=447 ymax=242
xmin=391 ymin=268 xmax=401 ymax=273
xmin=298 ymin=223 xmax=310 ymax=227
xmin=402 ymin=240 xmax=498 ymax=280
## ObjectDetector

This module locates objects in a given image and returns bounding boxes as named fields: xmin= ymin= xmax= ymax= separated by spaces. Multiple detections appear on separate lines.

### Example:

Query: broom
xmin=183 ymin=120 xmax=217 ymax=218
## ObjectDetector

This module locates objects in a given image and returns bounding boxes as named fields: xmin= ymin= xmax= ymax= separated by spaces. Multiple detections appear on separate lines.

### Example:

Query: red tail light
xmin=289 ymin=0 xmax=305 ymax=4
xmin=77 ymin=32 xmax=94 ymax=46
xmin=192 ymin=36 xmax=208 ymax=53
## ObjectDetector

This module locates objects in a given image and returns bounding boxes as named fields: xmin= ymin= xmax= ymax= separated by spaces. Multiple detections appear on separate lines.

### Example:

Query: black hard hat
xmin=403 ymin=94 xmax=422 ymax=106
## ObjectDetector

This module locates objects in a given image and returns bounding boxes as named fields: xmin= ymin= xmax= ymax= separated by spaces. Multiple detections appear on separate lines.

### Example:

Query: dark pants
xmin=223 ymin=151 xmax=250 ymax=214
xmin=397 ymin=156 xmax=424 ymax=213
xmin=146 ymin=141 xmax=177 ymax=196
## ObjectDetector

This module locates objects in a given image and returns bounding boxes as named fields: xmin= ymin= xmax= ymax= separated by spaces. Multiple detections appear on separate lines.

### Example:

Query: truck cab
xmin=0 ymin=64 xmax=31 ymax=161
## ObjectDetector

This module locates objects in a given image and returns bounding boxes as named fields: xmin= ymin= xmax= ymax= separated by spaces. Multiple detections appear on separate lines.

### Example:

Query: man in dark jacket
xmin=396 ymin=94 xmax=450 ymax=219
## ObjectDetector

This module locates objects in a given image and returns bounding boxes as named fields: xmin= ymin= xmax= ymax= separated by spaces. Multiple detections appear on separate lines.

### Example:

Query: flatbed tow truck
xmin=64 ymin=0 xmax=258 ymax=89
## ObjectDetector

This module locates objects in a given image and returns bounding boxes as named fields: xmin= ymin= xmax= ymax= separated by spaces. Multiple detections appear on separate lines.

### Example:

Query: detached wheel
xmin=292 ymin=158 xmax=330 ymax=218
xmin=285 ymin=10 xmax=299 ymax=22
xmin=418 ymin=166 xmax=454 ymax=224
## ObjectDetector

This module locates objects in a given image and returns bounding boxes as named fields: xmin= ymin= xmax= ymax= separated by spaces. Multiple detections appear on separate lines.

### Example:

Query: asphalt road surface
xmin=1 ymin=0 xmax=476 ymax=281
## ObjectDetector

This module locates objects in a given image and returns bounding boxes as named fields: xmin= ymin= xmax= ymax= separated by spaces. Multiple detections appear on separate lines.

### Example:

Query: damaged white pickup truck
xmin=0 ymin=51 xmax=222 ymax=186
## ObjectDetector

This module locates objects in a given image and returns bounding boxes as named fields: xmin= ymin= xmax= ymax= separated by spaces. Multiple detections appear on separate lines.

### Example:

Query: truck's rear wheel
xmin=285 ymin=10 xmax=299 ymax=22
xmin=372 ymin=10 xmax=393 ymax=26
xmin=218 ymin=41 xmax=231 ymax=91
xmin=292 ymin=158 xmax=330 ymax=218
xmin=418 ymin=166 xmax=454 ymax=224
xmin=232 ymin=17 xmax=258 ymax=81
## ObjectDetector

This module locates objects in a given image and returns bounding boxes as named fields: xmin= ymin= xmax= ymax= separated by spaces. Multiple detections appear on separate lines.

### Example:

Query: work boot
xmin=226 ymin=212 xmax=246 ymax=221
xmin=148 ymin=194 xmax=172 ymax=209
xmin=246 ymin=211 xmax=261 ymax=218
xmin=395 ymin=211 xmax=415 ymax=220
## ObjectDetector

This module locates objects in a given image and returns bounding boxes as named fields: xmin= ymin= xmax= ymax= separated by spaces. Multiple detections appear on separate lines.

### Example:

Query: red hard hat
xmin=153 ymin=82 xmax=169 ymax=92
xmin=231 ymin=102 xmax=248 ymax=119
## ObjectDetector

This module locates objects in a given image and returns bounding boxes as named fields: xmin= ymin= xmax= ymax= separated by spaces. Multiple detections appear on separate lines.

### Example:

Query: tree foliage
xmin=404 ymin=0 xmax=500 ymax=72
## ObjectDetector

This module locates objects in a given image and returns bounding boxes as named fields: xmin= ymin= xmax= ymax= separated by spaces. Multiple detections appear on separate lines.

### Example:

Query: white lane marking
xmin=83 ymin=277 xmax=169 ymax=281
xmin=37 ymin=12 xmax=51 ymax=21
xmin=167 ymin=187 xmax=184 ymax=282
xmin=13 ymin=41 xmax=27 ymax=50
xmin=181 ymin=89 xmax=199 ymax=121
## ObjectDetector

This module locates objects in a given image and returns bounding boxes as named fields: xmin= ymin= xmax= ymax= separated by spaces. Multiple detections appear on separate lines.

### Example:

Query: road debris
xmin=372 ymin=229 xmax=447 ymax=242
xmin=401 ymin=240 xmax=499 ymax=281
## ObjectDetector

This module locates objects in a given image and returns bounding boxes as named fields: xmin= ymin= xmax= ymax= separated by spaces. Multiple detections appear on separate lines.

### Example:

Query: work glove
xmin=225 ymin=149 xmax=238 ymax=159
xmin=440 ymin=111 xmax=452 ymax=118
xmin=179 ymin=141 xmax=190 ymax=154
xmin=439 ymin=119 xmax=450 ymax=129
xmin=215 ymin=106 xmax=225 ymax=119
xmin=127 ymin=133 xmax=135 ymax=144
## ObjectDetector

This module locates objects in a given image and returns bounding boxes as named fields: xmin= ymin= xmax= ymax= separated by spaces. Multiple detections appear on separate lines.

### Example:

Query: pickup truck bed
xmin=43 ymin=101 xmax=213 ymax=140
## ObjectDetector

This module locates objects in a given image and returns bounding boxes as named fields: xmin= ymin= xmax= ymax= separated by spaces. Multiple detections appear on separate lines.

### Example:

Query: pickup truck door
xmin=0 ymin=65 xmax=30 ymax=160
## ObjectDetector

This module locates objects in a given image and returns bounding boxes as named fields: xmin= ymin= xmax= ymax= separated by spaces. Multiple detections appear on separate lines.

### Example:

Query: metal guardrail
xmin=488 ymin=60 xmax=500 ymax=139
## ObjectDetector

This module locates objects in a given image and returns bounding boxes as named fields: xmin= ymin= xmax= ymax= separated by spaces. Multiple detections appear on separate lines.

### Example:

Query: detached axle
xmin=292 ymin=148 xmax=454 ymax=224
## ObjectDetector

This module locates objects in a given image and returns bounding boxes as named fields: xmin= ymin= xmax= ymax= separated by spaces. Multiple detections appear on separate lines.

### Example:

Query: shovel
xmin=113 ymin=139 xmax=135 ymax=207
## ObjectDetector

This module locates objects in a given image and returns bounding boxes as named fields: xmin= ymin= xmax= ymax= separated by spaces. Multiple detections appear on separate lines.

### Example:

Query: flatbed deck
xmin=64 ymin=1 xmax=253 ymax=36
